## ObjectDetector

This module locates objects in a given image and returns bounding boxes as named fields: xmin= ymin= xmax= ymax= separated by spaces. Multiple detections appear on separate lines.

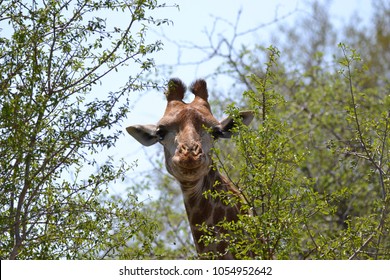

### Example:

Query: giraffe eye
xmin=156 ymin=126 xmax=167 ymax=141
xmin=211 ymin=127 xmax=224 ymax=139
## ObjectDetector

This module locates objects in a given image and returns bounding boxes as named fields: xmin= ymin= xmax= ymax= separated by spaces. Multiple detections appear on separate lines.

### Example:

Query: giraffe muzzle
xmin=173 ymin=143 xmax=205 ymax=169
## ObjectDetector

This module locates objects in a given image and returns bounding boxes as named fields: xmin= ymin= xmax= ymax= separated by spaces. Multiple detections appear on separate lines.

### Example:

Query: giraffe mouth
xmin=173 ymin=153 xmax=206 ymax=169
xmin=169 ymin=153 xmax=210 ymax=181
xmin=171 ymin=160 xmax=209 ymax=181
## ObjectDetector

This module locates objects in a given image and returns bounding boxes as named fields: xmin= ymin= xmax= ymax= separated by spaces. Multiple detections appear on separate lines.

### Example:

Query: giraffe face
xmin=126 ymin=78 xmax=254 ymax=183
xmin=156 ymin=101 xmax=221 ymax=182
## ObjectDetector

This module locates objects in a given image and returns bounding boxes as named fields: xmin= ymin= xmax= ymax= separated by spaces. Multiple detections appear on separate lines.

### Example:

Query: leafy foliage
xmin=208 ymin=44 xmax=389 ymax=259
xmin=0 ymin=0 xmax=172 ymax=259
xmin=197 ymin=2 xmax=390 ymax=258
xmin=1 ymin=0 xmax=389 ymax=260
xmin=142 ymin=1 xmax=389 ymax=259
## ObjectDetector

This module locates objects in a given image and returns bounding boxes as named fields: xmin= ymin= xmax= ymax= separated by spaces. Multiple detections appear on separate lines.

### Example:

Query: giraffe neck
xmin=178 ymin=168 xmax=241 ymax=259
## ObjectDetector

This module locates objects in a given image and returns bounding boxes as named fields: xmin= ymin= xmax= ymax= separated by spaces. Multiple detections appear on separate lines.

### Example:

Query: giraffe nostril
xmin=192 ymin=143 xmax=202 ymax=156
xmin=178 ymin=143 xmax=203 ymax=157
xmin=179 ymin=144 xmax=189 ymax=155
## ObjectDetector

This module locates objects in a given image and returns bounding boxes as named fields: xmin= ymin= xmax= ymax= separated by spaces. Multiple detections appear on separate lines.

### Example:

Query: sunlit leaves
xmin=0 ymin=0 xmax=171 ymax=259
xmin=199 ymin=42 xmax=389 ymax=259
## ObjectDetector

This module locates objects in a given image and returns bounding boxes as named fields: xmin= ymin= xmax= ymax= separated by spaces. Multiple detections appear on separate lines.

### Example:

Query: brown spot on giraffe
xmin=126 ymin=78 xmax=254 ymax=259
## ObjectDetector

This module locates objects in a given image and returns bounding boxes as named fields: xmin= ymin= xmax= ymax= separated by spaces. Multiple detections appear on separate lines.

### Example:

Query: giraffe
xmin=126 ymin=78 xmax=254 ymax=259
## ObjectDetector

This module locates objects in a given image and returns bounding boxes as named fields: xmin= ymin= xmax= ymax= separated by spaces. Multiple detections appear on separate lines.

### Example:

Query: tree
xmin=0 ymin=0 xmax=173 ymax=259
xmin=210 ymin=44 xmax=389 ymax=259
xmin=140 ymin=0 xmax=389 ymax=259
xmin=208 ymin=1 xmax=390 ymax=259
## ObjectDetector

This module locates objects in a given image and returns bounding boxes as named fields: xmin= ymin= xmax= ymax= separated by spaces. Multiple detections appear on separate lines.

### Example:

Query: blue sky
xmin=108 ymin=0 xmax=373 ymax=195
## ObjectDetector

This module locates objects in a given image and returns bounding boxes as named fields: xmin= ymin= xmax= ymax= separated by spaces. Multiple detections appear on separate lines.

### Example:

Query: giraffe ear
xmin=219 ymin=110 xmax=254 ymax=138
xmin=126 ymin=124 xmax=158 ymax=146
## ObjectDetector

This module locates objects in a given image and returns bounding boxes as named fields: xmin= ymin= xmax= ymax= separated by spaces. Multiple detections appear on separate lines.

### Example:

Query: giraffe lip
xmin=173 ymin=155 xmax=205 ymax=169
xmin=176 ymin=164 xmax=202 ymax=172
xmin=171 ymin=154 xmax=209 ymax=180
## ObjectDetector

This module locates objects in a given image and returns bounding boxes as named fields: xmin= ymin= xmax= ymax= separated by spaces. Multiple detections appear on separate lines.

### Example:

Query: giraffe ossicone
xmin=126 ymin=78 xmax=254 ymax=259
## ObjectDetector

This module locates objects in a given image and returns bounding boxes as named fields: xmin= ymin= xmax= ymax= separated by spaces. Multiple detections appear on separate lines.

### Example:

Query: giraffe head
xmin=126 ymin=78 xmax=254 ymax=184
